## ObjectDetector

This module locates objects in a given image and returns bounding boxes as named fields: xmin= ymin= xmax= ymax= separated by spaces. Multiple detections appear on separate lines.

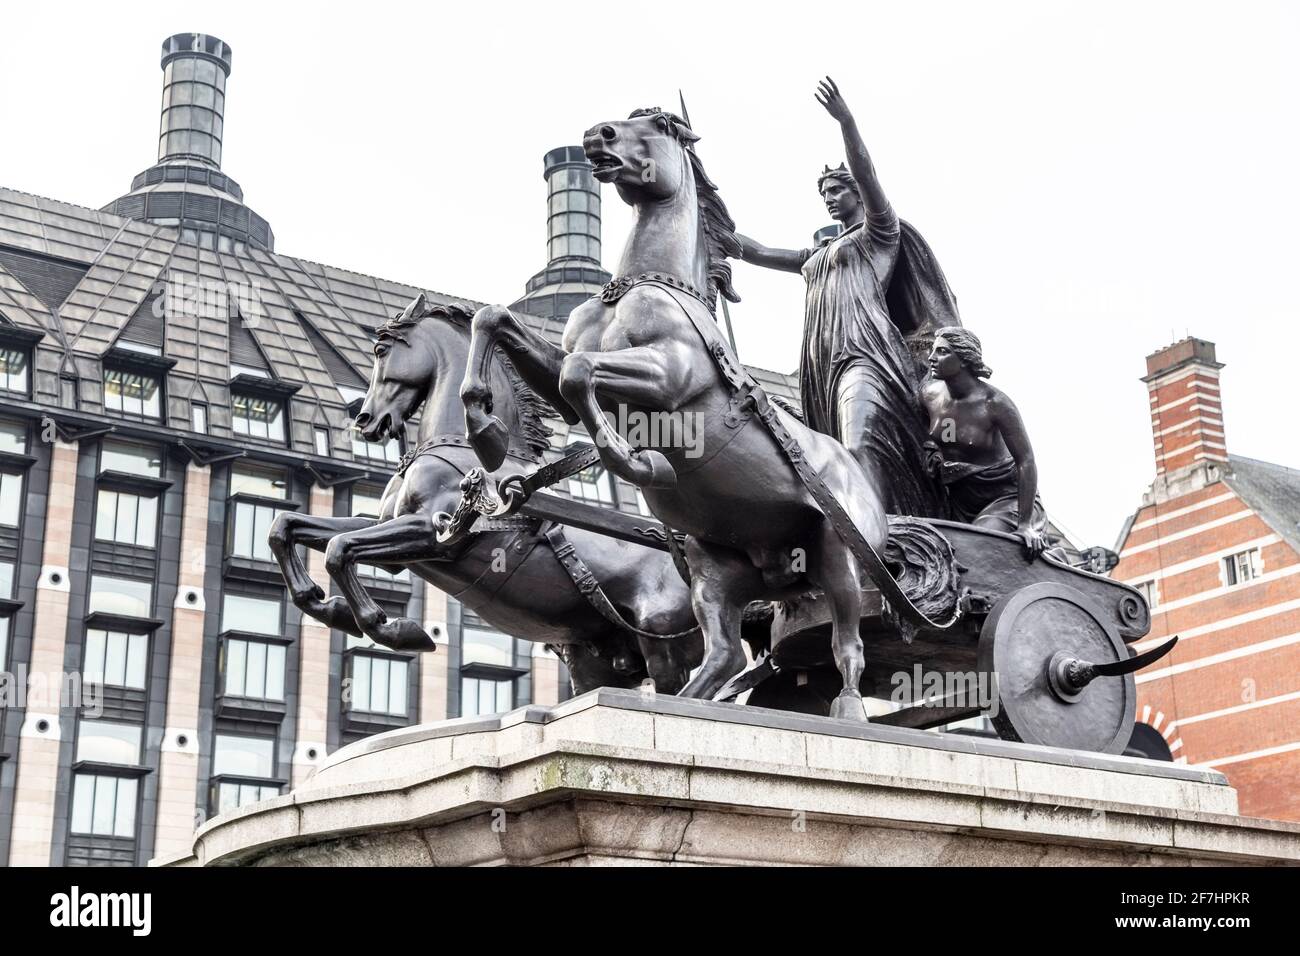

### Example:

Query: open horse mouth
xmin=585 ymin=150 xmax=623 ymax=181
xmin=357 ymin=411 xmax=392 ymax=442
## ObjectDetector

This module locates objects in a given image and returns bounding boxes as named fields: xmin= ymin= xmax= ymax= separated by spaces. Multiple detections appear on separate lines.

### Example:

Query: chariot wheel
xmin=977 ymin=582 xmax=1174 ymax=755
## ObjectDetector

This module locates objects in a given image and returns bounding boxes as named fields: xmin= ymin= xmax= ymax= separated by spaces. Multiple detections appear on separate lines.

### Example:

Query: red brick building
xmin=1111 ymin=337 xmax=1300 ymax=821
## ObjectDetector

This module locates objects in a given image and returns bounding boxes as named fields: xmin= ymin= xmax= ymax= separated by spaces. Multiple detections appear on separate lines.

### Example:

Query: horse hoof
xmin=829 ymin=690 xmax=868 ymax=722
xmin=638 ymin=450 xmax=677 ymax=489
xmin=378 ymin=617 xmax=436 ymax=652
xmin=467 ymin=414 xmax=509 ymax=471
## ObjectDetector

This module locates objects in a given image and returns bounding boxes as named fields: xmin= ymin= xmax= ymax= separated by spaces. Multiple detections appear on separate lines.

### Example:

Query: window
xmin=1223 ymin=549 xmax=1262 ymax=586
xmin=0 ymin=562 xmax=11 ymax=599
xmin=461 ymin=676 xmax=514 ymax=717
xmin=229 ymin=463 xmax=287 ymax=499
xmin=351 ymin=487 xmax=408 ymax=582
xmin=216 ymin=780 xmax=281 ymax=814
xmin=1134 ymin=580 xmax=1159 ymax=610
xmin=566 ymin=439 xmax=615 ymax=505
xmin=214 ymin=733 xmax=276 ymax=778
xmin=352 ymin=433 xmax=401 ymax=463
xmin=0 ymin=347 xmax=28 ymax=393
xmin=100 ymin=439 xmax=162 ymax=477
xmin=313 ymin=427 xmax=330 ymax=457
xmin=211 ymin=733 xmax=281 ymax=812
xmin=103 ymin=367 xmax=162 ymax=419
xmin=0 ymin=419 xmax=27 ymax=454
xmin=88 ymin=575 xmax=153 ymax=619
xmin=463 ymin=626 xmax=515 ymax=667
xmin=221 ymin=592 xmax=282 ymax=636
xmin=0 ymin=471 xmax=21 ymax=526
xmin=83 ymin=629 xmax=148 ymax=689
xmin=230 ymin=499 xmax=284 ymax=561
xmin=232 ymin=393 xmax=285 ymax=442
xmin=70 ymin=774 xmax=138 ymax=838
xmin=221 ymin=636 xmax=286 ymax=701
xmin=95 ymin=489 xmax=158 ymax=547
xmin=76 ymin=720 xmax=143 ymax=765
xmin=191 ymin=402 xmax=208 ymax=433
xmin=348 ymin=654 xmax=408 ymax=716
xmin=0 ymin=616 xmax=9 ymax=672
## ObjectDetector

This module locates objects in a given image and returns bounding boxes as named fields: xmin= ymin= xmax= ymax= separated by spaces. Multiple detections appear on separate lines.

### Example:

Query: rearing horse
xmin=462 ymin=109 xmax=951 ymax=720
xmin=268 ymin=294 xmax=702 ymax=694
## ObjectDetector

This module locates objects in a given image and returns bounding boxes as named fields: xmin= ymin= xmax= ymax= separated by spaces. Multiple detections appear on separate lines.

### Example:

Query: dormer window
xmin=0 ymin=345 xmax=29 ymax=394
xmin=232 ymin=392 xmax=285 ymax=442
xmin=0 ymin=324 xmax=40 ymax=396
xmin=103 ymin=367 xmax=162 ymax=420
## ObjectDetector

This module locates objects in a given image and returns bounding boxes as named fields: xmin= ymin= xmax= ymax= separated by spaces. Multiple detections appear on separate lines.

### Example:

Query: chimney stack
xmin=1143 ymin=337 xmax=1226 ymax=476
xmin=157 ymin=33 xmax=232 ymax=168
xmin=104 ymin=34 xmax=273 ymax=252
xmin=508 ymin=146 xmax=611 ymax=323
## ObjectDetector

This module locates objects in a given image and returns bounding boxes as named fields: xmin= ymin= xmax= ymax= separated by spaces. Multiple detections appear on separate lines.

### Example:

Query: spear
xmin=679 ymin=89 xmax=739 ymax=356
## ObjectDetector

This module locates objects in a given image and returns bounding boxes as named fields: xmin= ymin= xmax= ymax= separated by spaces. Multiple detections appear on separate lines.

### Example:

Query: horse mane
xmin=627 ymin=108 xmax=742 ymax=308
xmin=374 ymin=299 xmax=553 ymax=457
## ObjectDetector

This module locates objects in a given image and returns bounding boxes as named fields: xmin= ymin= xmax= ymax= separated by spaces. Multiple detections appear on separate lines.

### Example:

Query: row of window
xmin=1133 ymin=546 xmax=1264 ymax=610
xmin=0 ymin=342 xmax=401 ymax=465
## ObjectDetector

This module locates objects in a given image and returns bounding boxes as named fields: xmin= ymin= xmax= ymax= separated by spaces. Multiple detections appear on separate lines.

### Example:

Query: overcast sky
xmin=2 ymin=0 xmax=1296 ymax=549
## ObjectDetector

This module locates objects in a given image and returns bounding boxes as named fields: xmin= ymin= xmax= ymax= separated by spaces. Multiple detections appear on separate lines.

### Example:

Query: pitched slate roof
xmin=1225 ymin=455 xmax=1300 ymax=557
xmin=0 ymin=185 xmax=799 ymax=467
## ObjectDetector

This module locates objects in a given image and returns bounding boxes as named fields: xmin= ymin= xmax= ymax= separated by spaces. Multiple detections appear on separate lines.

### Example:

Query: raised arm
xmin=735 ymin=233 xmax=808 ymax=274
xmin=815 ymin=77 xmax=895 ymax=227
xmin=991 ymin=392 xmax=1047 ymax=559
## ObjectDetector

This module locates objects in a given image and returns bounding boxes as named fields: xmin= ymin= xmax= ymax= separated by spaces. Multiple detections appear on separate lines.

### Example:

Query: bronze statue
xmin=920 ymin=327 xmax=1048 ymax=557
xmin=735 ymin=78 xmax=957 ymax=518
xmin=268 ymin=295 xmax=702 ymax=692
xmin=260 ymin=88 xmax=1177 ymax=754
xmin=460 ymin=107 xmax=957 ymax=721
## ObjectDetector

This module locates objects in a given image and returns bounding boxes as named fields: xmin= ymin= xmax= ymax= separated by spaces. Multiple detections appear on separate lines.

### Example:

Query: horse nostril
xmin=354 ymin=411 xmax=371 ymax=428
xmin=601 ymin=125 xmax=616 ymax=140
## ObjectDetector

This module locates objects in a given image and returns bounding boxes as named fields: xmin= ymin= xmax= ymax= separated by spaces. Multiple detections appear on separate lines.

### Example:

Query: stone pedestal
xmin=154 ymin=689 xmax=1300 ymax=867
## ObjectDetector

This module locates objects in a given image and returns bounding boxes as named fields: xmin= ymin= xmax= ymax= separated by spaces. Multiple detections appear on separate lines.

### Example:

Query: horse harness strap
xmin=397 ymin=433 xmax=541 ymax=478
xmin=543 ymin=522 xmax=700 ymax=641
xmin=638 ymin=276 xmax=958 ymax=633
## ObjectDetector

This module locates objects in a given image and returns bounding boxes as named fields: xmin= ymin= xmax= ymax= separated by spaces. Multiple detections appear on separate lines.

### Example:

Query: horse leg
xmin=678 ymin=537 xmax=759 ymax=699
xmin=557 ymin=347 xmax=698 ymax=488
xmin=323 ymin=512 xmax=440 ymax=651
xmin=810 ymin=524 xmax=869 ymax=721
xmin=462 ymin=305 xmax=576 ymax=469
xmin=268 ymin=512 xmax=376 ymax=635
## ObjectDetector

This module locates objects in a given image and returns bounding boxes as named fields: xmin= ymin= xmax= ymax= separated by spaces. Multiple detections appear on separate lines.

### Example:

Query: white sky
xmin=2 ymin=0 xmax=1296 ymax=549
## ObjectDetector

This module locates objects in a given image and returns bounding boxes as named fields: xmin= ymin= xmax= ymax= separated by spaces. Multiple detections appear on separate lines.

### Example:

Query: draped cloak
xmin=797 ymin=213 xmax=960 ymax=518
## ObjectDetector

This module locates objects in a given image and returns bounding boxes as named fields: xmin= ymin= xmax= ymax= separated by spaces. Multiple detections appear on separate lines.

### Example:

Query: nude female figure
xmin=920 ymin=327 xmax=1049 ymax=557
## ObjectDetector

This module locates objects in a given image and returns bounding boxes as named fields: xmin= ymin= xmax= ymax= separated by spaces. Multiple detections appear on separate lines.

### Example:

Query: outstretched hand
xmin=815 ymin=76 xmax=852 ymax=124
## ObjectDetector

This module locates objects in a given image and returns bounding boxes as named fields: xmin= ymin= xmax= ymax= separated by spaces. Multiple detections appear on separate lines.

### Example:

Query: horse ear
xmin=412 ymin=291 xmax=428 ymax=317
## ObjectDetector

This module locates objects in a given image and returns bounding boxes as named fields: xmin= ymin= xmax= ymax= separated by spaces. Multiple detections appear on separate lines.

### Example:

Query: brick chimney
xmin=1143 ymin=337 xmax=1226 ymax=476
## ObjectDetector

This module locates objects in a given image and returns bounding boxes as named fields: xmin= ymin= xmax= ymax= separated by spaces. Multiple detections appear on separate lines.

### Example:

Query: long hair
xmin=934 ymin=326 xmax=992 ymax=378
xmin=628 ymin=108 xmax=741 ymax=308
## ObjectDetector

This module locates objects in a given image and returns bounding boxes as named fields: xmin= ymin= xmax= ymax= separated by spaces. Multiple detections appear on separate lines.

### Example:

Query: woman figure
xmin=736 ymin=77 xmax=944 ymax=517
xmin=920 ymin=327 xmax=1048 ymax=557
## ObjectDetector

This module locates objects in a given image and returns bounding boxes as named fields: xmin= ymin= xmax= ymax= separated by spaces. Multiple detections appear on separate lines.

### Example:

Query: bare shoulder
xmin=983 ymin=383 xmax=1022 ymax=419
xmin=919 ymin=377 xmax=948 ymax=407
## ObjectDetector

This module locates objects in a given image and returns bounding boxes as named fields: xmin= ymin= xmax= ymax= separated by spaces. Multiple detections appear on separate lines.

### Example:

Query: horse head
xmin=355 ymin=294 xmax=473 ymax=442
xmin=584 ymin=108 xmax=740 ymax=306
xmin=583 ymin=108 xmax=698 ymax=203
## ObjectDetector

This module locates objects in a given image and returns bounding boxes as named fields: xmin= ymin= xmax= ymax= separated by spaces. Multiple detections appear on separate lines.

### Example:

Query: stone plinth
xmin=154 ymin=689 xmax=1300 ymax=867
